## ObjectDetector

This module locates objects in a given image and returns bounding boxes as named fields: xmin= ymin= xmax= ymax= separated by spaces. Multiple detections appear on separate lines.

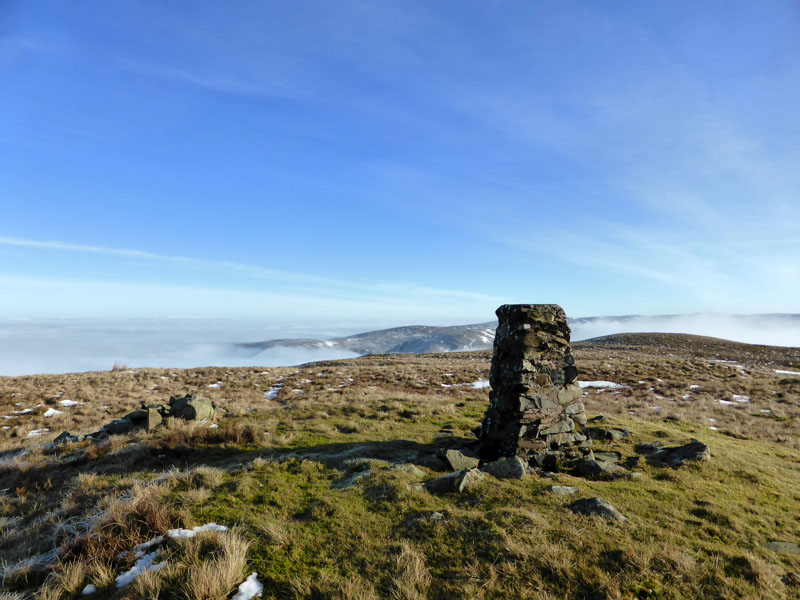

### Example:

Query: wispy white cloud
xmin=0 ymin=236 xmax=501 ymax=320
xmin=115 ymin=59 xmax=303 ymax=99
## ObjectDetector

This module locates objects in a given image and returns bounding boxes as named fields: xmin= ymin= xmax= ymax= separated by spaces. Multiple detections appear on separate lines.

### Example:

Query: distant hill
xmin=236 ymin=322 xmax=497 ymax=355
xmin=236 ymin=313 xmax=800 ymax=356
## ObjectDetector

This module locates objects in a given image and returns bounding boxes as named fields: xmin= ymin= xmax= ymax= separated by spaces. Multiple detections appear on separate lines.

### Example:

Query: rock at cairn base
xmin=479 ymin=304 xmax=589 ymax=470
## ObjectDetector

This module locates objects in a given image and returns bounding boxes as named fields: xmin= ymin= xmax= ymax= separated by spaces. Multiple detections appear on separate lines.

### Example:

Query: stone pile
xmin=53 ymin=394 xmax=215 ymax=445
xmin=479 ymin=304 xmax=589 ymax=471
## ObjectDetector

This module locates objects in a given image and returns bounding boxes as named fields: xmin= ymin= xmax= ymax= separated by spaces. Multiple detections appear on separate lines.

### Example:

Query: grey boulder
xmin=169 ymin=395 xmax=215 ymax=420
xmin=480 ymin=456 xmax=527 ymax=479
xmin=570 ymin=497 xmax=626 ymax=522
xmin=424 ymin=468 xmax=485 ymax=495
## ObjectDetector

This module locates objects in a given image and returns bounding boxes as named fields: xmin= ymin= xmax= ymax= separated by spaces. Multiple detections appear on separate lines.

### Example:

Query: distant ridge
xmin=237 ymin=322 xmax=497 ymax=355
xmin=237 ymin=313 xmax=800 ymax=356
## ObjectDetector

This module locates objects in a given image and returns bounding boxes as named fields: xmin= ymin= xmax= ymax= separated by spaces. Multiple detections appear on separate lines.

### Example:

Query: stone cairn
xmin=479 ymin=304 xmax=589 ymax=471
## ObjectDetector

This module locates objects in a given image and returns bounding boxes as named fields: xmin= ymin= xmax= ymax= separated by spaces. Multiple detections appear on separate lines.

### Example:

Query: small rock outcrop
xmin=546 ymin=485 xmax=579 ymax=496
xmin=169 ymin=395 xmax=215 ymax=421
xmin=424 ymin=468 xmax=485 ymax=495
xmin=479 ymin=304 xmax=589 ymax=471
xmin=480 ymin=456 xmax=527 ymax=479
xmin=570 ymin=497 xmax=627 ymax=522
xmin=635 ymin=439 xmax=711 ymax=467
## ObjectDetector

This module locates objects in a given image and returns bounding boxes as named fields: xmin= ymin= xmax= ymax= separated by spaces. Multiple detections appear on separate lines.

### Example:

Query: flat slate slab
xmin=766 ymin=541 xmax=800 ymax=554
xmin=546 ymin=485 xmax=579 ymax=497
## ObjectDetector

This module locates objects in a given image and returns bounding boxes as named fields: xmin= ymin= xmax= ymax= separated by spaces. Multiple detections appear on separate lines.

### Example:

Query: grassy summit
xmin=1 ymin=334 xmax=798 ymax=599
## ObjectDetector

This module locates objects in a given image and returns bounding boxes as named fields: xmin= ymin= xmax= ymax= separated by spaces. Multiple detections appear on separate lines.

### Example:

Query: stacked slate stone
xmin=479 ymin=304 xmax=589 ymax=471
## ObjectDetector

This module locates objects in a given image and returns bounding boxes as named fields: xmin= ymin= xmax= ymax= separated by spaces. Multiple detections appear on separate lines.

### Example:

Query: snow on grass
xmin=115 ymin=550 xmax=165 ymax=588
xmin=732 ymin=394 xmax=751 ymax=403
xmin=775 ymin=369 xmax=800 ymax=376
xmin=166 ymin=523 xmax=227 ymax=540
xmin=233 ymin=573 xmax=263 ymax=600
xmin=81 ymin=584 xmax=96 ymax=595
xmin=472 ymin=379 xmax=490 ymax=389
xmin=718 ymin=400 xmax=737 ymax=406
xmin=265 ymin=384 xmax=282 ymax=400
xmin=11 ymin=408 xmax=33 ymax=415
xmin=59 ymin=399 xmax=80 ymax=407
xmin=208 ymin=382 xmax=223 ymax=389
xmin=689 ymin=385 xmax=701 ymax=390
xmin=26 ymin=428 xmax=50 ymax=438
xmin=43 ymin=408 xmax=64 ymax=418
xmin=578 ymin=381 xmax=626 ymax=389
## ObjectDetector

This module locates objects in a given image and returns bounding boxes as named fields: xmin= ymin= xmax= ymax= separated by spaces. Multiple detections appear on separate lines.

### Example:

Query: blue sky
xmin=1 ymin=1 xmax=798 ymax=325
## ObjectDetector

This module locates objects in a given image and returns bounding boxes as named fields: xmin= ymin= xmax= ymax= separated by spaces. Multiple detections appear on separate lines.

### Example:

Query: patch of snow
xmin=732 ymin=394 xmax=751 ymax=403
xmin=760 ymin=409 xmax=772 ymax=414
xmin=43 ymin=408 xmax=63 ymax=418
xmin=265 ymin=384 xmax=282 ymax=400
xmin=208 ymin=382 xmax=223 ymax=389
xmin=233 ymin=573 xmax=263 ymax=600
xmin=649 ymin=406 xmax=661 ymax=411
xmin=578 ymin=381 xmax=626 ymax=389
xmin=775 ymin=369 xmax=800 ymax=376
xmin=130 ymin=537 xmax=164 ymax=558
xmin=709 ymin=426 xmax=719 ymax=431
xmin=1 ymin=426 xmax=9 ymax=430
xmin=291 ymin=389 xmax=305 ymax=394
xmin=166 ymin=523 xmax=227 ymax=539
xmin=81 ymin=584 xmax=96 ymax=595
xmin=12 ymin=408 xmax=33 ymax=415
xmin=472 ymin=379 xmax=490 ymax=389
xmin=115 ymin=550 xmax=165 ymax=588
xmin=708 ymin=418 xmax=717 ymax=424
xmin=682 ymin=394 xmax=691 ymax=400
xmin=59 ymin=399 xmax=79 ymax=407
xmin=689 ymin=385 xmax=700 ymax=390
xmin=26 ymin=428 xmax=50 ymax=438
xmin=718 ymin=400 xmax=736 ymax=406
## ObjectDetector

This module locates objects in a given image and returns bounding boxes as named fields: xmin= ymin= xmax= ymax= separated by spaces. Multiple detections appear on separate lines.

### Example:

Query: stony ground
xmin=0 ymin=333 xmax=798 ymax=599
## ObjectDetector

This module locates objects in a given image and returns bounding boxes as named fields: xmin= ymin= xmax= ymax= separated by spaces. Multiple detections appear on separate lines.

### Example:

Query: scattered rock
xmin=393 ymin=463 xmax=426 ymax=477
xmin=574 ymin=458 xmax=624 ymax=479
xmin=146 ymin=406 xmax=165 ymax=431
xmin=546 ymin=485 xmax=578 ymax=496
xmin=480 ymin=456 xmax=527 ymax=479
xmin=124 ymin=410 xmax=148 ymax=423
xmin=766 ymin=541 xmax=800 ymax=554
xmin=570 ymin=497 xmax=626 ymax=522
xmin=637 ymin=439 xmax=710 ymax=467
xmin=445 ymin=448 xmax=479 ymax=471
xmin=657 ymin=439 xmax=710 ymax=467
xmin=593 ymin=451 xmax=622 ymax=463
xmin=586 ymin=427 xmax=631 ymax=441
xmin=424 ymin=468 xmax=485 ymax=495
xmin=169 ymin=395 xmax=215 ymax=421
xmin=53 ymin=431 xmax=78 ymax=446
xmin=102 ymin=418 xmax=136 ymax=435
xmin=635 ymin=442 xmax=663 ymax=456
